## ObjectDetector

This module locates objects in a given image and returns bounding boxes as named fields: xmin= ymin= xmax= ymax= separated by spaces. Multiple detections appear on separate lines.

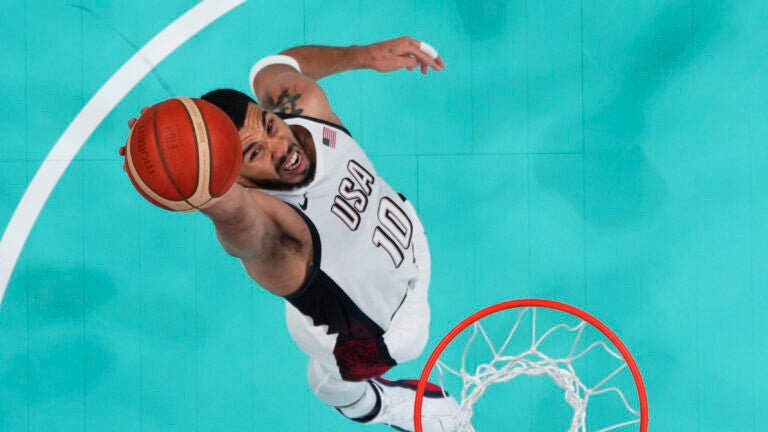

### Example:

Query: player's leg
xmin=286 ymin=304 xmax=380 ymax=418
xmin=306 ymin=355 xmax=458 ymax=432
xmin=307 ymin=358 xmax=379 ymax=419
xmin=383 ymin=204 xmax=431 ymax=364
xmin=284 ymin=202 xmax=458 ymax=430
xmin=361 ymin=205 xmax=458 ymax=432
xmin=287 ymin=299 xmax=454 ymax=431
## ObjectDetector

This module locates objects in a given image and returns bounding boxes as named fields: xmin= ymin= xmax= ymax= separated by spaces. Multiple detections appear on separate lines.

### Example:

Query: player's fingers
xmin=433 ymin=55 xmax=446 ymax=70
xmin=407 ymin=39 xmax=444 ymax=72
xmin=399 ymin=55 xmax=420 ymax=71
xmin=419 ymin=41 xmax=438 ymax=60
xmin=118 ymin=145 xmax=126 ymax=156
xmin=127 ymin=105 xmax=150 ymax=128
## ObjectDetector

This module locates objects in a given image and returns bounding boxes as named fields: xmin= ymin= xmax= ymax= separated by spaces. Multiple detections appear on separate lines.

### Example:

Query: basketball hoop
xmin=415 ymin=299 xmax=648 ymax=432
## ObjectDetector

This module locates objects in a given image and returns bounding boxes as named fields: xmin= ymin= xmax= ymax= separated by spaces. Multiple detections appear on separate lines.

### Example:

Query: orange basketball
xmin=123 ymin=97 xmax=242 ymax=212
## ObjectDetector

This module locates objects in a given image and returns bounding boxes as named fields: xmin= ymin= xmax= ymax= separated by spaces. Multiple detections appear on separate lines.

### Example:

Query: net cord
xmin=435 ymin=307 xmax=641 ymax=432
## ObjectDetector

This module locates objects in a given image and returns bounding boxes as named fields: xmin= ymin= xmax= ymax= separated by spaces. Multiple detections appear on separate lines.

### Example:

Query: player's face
xmin=238 ymin=103 xmax=315 ymax=191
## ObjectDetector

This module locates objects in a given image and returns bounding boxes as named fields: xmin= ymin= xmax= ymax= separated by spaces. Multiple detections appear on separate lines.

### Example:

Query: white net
xmin=434 ymin=306 xmax=642 ymax=432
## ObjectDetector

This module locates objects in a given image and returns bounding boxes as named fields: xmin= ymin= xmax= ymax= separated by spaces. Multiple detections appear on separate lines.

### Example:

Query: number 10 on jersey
xmin=372 ymin=197 xmax=413 ymax=268
xmin=331 ymin=160 xmax=413 ymax=268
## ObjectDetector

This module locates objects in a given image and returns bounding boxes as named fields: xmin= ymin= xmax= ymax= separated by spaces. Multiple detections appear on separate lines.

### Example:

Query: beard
xmin=245 ymin=161 xmax=316 ymax=191
xmin=247 ymin=126 xmax=316 ymax=191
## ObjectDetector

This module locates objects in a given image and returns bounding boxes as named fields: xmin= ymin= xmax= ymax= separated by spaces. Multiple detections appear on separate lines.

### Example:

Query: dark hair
xmin=200 ymin=88 xmax=257 ymax=129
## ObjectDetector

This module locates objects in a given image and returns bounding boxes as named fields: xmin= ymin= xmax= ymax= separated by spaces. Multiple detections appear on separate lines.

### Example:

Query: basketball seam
xmin=151 ymin=99 xmax=193 ymax=208
xmin=125 ymin=107 xmax=176 ymax=210
xmin=176 ymin=98 xmax=202 ymax=210
xmin=192 ymin=99 xmax=239 ymax=200
xmin=179 ymin=97 xmax=218 ymax=210
xmin=219 ymin=114 xmax=240 ymax=197
xmin=194 ymin=99 xmax=216 ymax=198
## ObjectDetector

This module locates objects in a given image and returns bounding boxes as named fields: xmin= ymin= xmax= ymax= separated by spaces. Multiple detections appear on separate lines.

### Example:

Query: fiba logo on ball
xmin=160 ymin=122 xmax=181 ymax=150
xmin=122 ymin=97 xmax=242 ymax=212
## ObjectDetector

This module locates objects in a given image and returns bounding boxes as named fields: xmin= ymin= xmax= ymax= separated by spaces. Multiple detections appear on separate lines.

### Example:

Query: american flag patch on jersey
xmin=322 ymin=127 xmax=336 ymax=148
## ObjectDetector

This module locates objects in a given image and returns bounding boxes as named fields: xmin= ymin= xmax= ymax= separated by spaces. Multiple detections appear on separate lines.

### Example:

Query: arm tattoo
xmin=263 ymin=89 xmax=304 ymax=115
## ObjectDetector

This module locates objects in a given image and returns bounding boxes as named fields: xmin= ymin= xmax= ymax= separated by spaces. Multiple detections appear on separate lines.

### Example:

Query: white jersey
xmin=261 ymin=115 xmax=423 ymax=334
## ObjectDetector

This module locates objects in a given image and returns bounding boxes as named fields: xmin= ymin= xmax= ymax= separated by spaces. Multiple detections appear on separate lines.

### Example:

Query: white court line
xmin=0 ymin=0 xmax=246 ymax=307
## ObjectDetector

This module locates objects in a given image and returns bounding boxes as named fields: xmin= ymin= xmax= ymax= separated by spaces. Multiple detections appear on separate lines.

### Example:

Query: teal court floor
xmin=1 ymin=1 xmax=766 ymax=430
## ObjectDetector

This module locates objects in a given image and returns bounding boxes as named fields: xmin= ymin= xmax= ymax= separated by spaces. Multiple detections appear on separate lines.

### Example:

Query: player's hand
xmin=126 ymin=107 xmax=149 ymax=131
xmin=119 ymin=107 xmax=149 ymax=158
xmin=362 ymin=36 xmax=445 ymax=75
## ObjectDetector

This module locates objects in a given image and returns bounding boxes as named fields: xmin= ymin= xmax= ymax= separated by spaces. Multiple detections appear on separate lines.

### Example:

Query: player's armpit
xmin=203 ymin=187 xmax=313 ymax=297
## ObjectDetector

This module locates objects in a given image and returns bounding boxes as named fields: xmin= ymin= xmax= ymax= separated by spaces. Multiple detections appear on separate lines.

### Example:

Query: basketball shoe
xmin=347 ymin=377 xmax=459 ymax=431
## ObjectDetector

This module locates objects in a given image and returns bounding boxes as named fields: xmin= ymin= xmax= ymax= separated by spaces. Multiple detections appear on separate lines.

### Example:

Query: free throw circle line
xmin=0 ymin=0 xmax=246 ymax=307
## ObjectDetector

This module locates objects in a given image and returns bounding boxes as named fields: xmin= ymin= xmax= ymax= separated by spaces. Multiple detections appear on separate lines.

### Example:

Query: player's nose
xmin=268 ymin=138 xmax=290 ymax=161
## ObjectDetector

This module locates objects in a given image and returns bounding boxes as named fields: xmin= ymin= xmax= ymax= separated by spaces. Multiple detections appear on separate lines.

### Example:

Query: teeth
xmin=286 ymin=152 xmax=299 ymax=170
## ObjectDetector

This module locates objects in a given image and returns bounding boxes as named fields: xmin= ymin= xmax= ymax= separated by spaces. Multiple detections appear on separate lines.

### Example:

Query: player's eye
xmin=243 ymin=142 xmax=260 ymax=162
xmin=250 ymin=146 xmax=260 ymax=161
xmin=267 ymin=120 xmax=274 ymax=134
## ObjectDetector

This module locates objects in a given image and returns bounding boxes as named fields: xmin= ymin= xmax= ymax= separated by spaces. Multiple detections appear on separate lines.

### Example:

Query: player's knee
xmin=387 ymin=323 xmax=429 ymax=363
xmin=307 ymin=359 xmax=370 ymax=407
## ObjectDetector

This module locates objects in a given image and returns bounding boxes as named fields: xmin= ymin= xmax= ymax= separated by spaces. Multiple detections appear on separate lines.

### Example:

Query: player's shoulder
xmin=254 ymin=66 xmax=343 ymax=126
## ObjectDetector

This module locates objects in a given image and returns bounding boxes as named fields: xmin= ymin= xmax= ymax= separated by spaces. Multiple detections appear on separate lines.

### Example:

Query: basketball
xmin=123 ymin=97 xmax=242 ymax=212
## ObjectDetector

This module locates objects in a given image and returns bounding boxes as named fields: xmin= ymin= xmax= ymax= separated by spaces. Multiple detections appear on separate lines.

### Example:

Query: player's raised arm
xmin=283 ymin=36 xmax=445 ymax=79
xmin=249 ymin=36 xmax=446 ymax=125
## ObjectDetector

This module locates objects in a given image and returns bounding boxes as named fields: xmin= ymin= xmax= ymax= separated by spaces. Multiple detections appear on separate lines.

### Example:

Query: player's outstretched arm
xmin=122 ymin=105 xmax=311 ymax=298
xmin=250 ymin=36 xmax=446 ymax=125
xmin=200 ymin=185 xmax=312 ymax=297
xmin=199 ymin=183 xmax=265 ymax=259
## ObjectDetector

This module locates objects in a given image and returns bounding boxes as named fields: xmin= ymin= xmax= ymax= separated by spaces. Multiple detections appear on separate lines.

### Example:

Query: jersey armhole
xmin=283 ymin=204 xmax=322 ymax=300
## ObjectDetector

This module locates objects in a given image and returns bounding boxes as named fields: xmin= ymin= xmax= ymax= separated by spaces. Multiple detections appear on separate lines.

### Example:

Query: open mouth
xmin=281 ymin=148 xmax=304 ymax=173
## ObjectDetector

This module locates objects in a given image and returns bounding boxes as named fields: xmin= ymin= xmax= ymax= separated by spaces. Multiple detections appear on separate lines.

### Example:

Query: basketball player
xmin=127 ymin=36 xmax=457 ymax=431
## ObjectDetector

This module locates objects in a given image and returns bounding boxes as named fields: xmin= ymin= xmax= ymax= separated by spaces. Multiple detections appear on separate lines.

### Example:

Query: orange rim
xmin=414 ymin=298 xmax=648 ymax=432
